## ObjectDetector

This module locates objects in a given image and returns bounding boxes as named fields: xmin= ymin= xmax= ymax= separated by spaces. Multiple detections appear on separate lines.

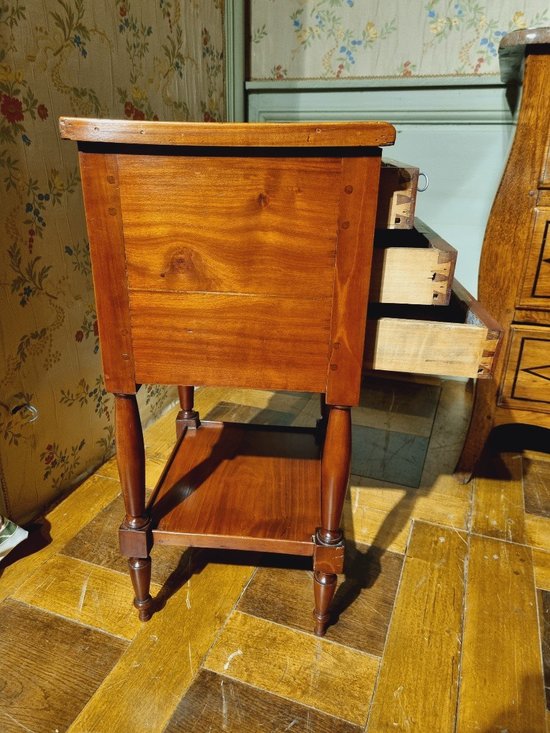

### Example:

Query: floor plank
xmin=535 ymin=548 xmax=550 ymax=591
xmin=204 ymin=610 xmax=379 ymax=726
xmin=349 ymin=474 xmax=471 ymax=531
xmin=237 ymin=547 xmax=403 ymax=656
xmin=67 ymin=560 xmax=254 ymax=733
xmin=366 ymin=521 xmax=467 ymax=733
xmin=165 ymin=669 xmax=361 ymax=733
xmin=523 ymin=457 xmax=550 ymax=518
xmin=0 ymin=474 xmax=121 ymax=603
xmin=62 ymin=494 xmax=191 ymax=586
xmin=537 ymin=589 xmax=550 ymax=711
xmin=457 ymin=535 xmax=546 ymax=732
xmin=12 ymin=553 xmax=155 ymax=640
xmin=471 ymin=452 xmax=526 ymax=542
xmin=0 ymin=599 xmax=127 ymax=733
xmin=343 ymin=494 xmax=411 ymax=554
xmin=526 ymin=514 xmax=550 ymax=554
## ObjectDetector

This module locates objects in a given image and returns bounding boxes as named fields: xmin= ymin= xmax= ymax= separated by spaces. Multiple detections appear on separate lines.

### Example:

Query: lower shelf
xmin=148 ymin=421 xmax=322 ymax=556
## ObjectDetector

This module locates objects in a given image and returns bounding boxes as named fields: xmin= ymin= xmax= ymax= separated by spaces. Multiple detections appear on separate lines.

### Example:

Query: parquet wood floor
xmin=1 ymin=377 xmax=549 ymax=732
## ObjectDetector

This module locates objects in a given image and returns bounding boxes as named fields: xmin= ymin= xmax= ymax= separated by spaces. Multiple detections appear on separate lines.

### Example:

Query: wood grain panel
xmin=457 ymin=536 xmax=546 ymax=733
xmin=150 ymin=422 xmax=321 ymax=554
xmin=165 ymin=669 xmax=362 ymax=733
xmin=204 ymin=610 xmax=379 ymax=725
xmin=68 ymin=561 xmax=254 ymax=733
xmin=129 ymin=291 xmax=331 ymax=391
xmin=12 ymin=554 xmax=152 ymax=640
xmin=367 ymin=521 xmax=467 ymax=733
xmin=78 ymin=152 xmax=136 ymax=393
xmin=0 ymin=600 xmax=126 ymax=733
xmin=118 ymin=155 xmax=340 ymax=297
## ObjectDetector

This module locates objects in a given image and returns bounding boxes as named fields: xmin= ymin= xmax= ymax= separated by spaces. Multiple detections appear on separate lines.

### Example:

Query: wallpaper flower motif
xmin=250 ymin=0 xmax=550 ymax=79
xmin=0 ymin=0 xmax=225 ymax=524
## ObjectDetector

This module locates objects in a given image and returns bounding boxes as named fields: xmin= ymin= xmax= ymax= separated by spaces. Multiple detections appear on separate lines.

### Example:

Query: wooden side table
xmin=60 ymin=118 xmax=395 ymax=635
xmin=455 ymin=28 xmax=550 ymax=481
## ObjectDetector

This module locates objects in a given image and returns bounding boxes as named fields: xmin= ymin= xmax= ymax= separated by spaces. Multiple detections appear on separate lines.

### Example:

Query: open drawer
xmin=376 ymin=158 xmax=421 ymax=229
xmin=363 ymin=279 xmax=502 ymax=379
xmin=370 ymin=219 xmax=457 ymax=306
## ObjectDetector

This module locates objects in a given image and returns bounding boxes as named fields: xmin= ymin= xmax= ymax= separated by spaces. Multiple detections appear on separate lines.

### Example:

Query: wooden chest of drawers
xmin=456 ymin=28 xmax=550 ymax=480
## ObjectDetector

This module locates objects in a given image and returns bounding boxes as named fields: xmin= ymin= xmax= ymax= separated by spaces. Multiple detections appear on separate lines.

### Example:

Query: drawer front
xmin=376 ymin=159 xmax=419 ymax=229
xmin=370 ymin=219 xmax=456 ymax=306
xmin=364 ymin=280 xmax=501 ymax=379
xmin=519 ymin=208 xmax=550 ymax=307
xmin=500 ymin=325 xmax=550 ymax=413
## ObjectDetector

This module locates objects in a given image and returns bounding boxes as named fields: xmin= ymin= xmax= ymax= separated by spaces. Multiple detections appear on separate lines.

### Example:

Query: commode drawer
xmin=499 ymin=325 xmax=550 ymax=412
xmin=519 ymin=208 xmax=550 ymax=307
xmin=363 ymin=279 xmax=502 ymax=379
xmin=371 ymin=219 xmax=456 ymax=306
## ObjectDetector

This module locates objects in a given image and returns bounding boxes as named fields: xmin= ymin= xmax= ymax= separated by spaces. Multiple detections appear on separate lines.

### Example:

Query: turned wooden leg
xmin=313 ymin=404 xmax=350 ymax=635
xmin=128 ymin=557 xmax=153 ymax=621
xmin=116 ymin=393 xmax=153 ymax=621
xmin=176 ymin=385 xmax=200 ymax=437
xmin=313 ymin=571 xmax=337 ymax=636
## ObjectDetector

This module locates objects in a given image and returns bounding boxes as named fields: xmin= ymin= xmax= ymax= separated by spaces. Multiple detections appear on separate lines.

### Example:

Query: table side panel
xmin=117 ymin=155 xmax=341 ymax=299
xmin=128 ymin=290 xmax=332 ymax=392
xmin=78 ymin=152 xmax=136 ymax=393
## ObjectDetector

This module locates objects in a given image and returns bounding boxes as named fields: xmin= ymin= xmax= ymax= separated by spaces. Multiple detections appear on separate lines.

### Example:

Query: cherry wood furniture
xmin=60 ymin=118 xmax=395 ymax=635
xmin=455 ymin=28 xmax=550 ymax=480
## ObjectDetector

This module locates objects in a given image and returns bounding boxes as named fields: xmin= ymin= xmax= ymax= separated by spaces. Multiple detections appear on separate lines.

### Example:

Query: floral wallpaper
xmin=0 ymin=0 xmax=225 ymax=524
xmin=250 ymin=0 xmax=549 ymax=80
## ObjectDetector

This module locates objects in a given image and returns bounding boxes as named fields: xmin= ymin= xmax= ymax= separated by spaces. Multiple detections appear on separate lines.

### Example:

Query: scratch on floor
xmin=77 ymin=573 xmax=91 ymax=612
xmin=220 ymin=678 xmax=229 ymax=731
xmin=4 ymin=711 xmax=38 ymax=733
xmin=223 ymin=648 xmax=243 ymax=671
xmin=188 ymin=640 xmax=194 ymax=675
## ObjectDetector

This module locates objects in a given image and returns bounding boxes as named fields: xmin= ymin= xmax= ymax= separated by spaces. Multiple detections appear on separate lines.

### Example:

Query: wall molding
xmin=246 ymin=75 xmax=504 ymax=89
xmin=247 ymin=85 xmax=515 ymax=125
